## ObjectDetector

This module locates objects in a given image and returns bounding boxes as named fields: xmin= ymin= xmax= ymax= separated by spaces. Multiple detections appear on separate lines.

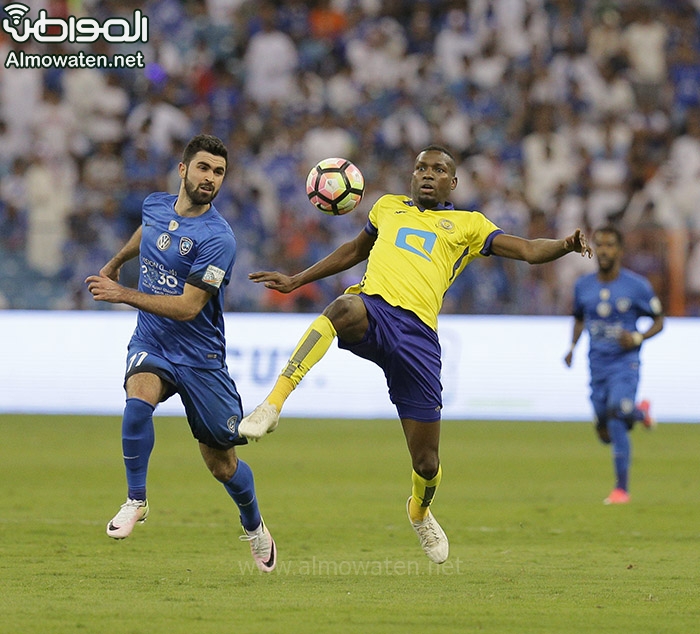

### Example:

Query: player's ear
xmin=451 ymin=176 xmax=457 ymax=190
xmin=178 ymin=161 xmax=187 ymax=179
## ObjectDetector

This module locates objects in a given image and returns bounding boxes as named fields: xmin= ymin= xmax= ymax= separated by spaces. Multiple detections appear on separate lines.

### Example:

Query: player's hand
xmin=99 ymin=258 xmax=122 ymax=282
xmin=248 ymin=271 xmax=297 ymax=293
xmin=564 ymin=351 xmax=573 ymax=367
xmin=85 ymin=274 xmax=125 ymax=303
xmin=618 ymin=330 xmax=643 ymax=350
xmin=565 ymin=228 xmax=592 ymax=258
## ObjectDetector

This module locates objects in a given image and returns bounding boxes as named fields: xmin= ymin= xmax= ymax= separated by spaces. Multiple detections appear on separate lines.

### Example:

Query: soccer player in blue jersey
xmin=564 ymin=224 xmax=664 ymax=505
xmin=238 ymin=145 xmax=591 ymax=563
xmin=85 ymin=134 xmax=276 ymax=572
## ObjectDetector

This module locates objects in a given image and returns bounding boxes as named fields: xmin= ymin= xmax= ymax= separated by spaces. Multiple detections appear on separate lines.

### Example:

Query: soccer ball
xmin=305 ymin=157 xmax=365 ymax=215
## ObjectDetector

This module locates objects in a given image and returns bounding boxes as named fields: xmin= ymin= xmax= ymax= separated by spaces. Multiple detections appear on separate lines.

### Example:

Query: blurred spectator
xmin=0 ymin=157 xmax=29 ymax=252
xmin=622 ymin=3 xmax=668 ymax=103
xmin=63 ymin=70 xmax=129 ymax=145
xmin=379 ymin=90 xmax=431 ymax=154
xmin=522 ymin=104 xmax=577 ymax=208
xmin=302 ymin=109 xmax=358 ymax=166
xmin=125 ymin=84 xmax=192 ymax=155
xmin=31 ymin=85 xmax=88 ymax=161
xmin=668 ymin=36 xmax=700 ymax=124
xmin=345 ymin=17 xmax=407 ymax=93
xmin=587 ymin=7 xmax=624 ymax=65
xmin=434 ymin=9 xmax=480 ymax=89
xmin=242 ymin=3 xmax=300 ymax=105
xmin=25 ymin=152 xmax=76 ymax=276
xmin=0 ymin=44 xmax=43 ymax=138
xmin=666 ymin=107 xmax=700 ymax=232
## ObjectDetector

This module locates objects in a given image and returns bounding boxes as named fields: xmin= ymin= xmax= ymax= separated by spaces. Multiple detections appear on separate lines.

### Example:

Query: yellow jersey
xmin=346 ymin=194 xmax=503 ymax=330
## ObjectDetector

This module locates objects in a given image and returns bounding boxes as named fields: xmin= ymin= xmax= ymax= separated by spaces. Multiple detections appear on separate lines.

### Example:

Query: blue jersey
xmin=573 ymin=268 xmax=662 ymax=372
xmin=130 ymin=192 xmax=236 ymax=369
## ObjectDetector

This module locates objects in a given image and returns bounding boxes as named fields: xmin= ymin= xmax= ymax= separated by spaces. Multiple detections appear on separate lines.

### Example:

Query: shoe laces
xmin=414 ymin=514 xmax=441 ymax=548
xmin=240 ymin=527 xmax=271 ymax=559
xmin=113 ymin=498 xmax=145 ymax=522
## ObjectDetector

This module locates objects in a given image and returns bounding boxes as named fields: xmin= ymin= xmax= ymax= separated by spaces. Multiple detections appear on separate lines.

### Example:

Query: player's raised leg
xmin=239 ymin=314 xmax=336 ymax=439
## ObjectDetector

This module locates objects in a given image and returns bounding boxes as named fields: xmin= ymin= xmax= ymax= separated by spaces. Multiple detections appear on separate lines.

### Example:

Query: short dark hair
xmin=182 ymin=134 xmax=228 ymax=168
xmin=594 ymin=224 xmax=624 ymax=246
xmin=418 ymin=144 xmax=456 ymax=162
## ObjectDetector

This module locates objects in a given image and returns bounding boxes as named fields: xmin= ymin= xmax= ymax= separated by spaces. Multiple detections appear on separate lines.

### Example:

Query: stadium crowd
xmin=1 ymin=0 xmax=699 ymax=315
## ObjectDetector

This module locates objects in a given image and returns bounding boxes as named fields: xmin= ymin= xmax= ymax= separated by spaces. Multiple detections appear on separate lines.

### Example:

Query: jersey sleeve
xmin=186 ymin=230 xmax=236 ymax=295
xmin=637 ymin=278 xmax=663 ymax=317
xmin=480 ymin=228 xmax=505 ymax=255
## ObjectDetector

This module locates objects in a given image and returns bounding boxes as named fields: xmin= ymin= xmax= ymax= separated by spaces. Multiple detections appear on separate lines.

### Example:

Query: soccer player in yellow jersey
xmin=240 ymin=145 xmax=592 ymax=563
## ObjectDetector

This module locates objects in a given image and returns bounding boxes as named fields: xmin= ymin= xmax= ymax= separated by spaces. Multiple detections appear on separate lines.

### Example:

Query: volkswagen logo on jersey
xmin=156 ymin=233 xmax=171 ymax=251
xmin=179 ymin=236 xmax=193 ymax=256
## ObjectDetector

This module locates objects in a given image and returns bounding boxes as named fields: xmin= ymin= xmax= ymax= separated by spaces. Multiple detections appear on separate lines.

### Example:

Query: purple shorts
xmin=338 ymin=293 xmax=442 ymax=422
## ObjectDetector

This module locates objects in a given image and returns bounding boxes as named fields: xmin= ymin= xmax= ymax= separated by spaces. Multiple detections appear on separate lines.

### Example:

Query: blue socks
xmin=121 ymin=397 xmax=261 ymax=531
xmin=122 ymin=397 xmax=155 ymax=501
xmin=607 ymin=418 xmax=630 ymax=491
xmin=223 ymin=459 xmax=261 ymax=532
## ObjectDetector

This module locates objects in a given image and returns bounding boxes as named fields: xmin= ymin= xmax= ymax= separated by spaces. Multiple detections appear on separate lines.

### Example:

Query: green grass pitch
xmin=1 ymin=414 xmax=698 ymax=633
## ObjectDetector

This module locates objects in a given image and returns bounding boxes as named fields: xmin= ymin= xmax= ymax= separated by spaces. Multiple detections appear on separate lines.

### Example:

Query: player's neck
xmin=597 ymin=266 xmax=620 ymax=283
xmin=174 ymin=198 xmax=211 ymax=217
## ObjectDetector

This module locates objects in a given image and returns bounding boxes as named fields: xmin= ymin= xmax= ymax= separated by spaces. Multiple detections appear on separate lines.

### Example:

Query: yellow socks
xmin=408 ymin=465 xmax=442 ymax=522
xmin=265 ymin=314 xmax=337 ymax=411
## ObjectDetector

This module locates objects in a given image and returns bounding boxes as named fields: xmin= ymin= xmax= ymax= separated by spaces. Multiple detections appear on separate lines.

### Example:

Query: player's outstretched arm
xmin=491 ymin=228 xmax=592 ymax=264
xmin=85 ymin=276 xmax=210 ymax=321
xmin=249 ymin=229 xmax=376 ymax=293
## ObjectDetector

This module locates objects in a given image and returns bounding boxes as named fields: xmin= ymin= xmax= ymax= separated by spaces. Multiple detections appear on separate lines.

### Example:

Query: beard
xmin=184 ymin=171 xmax=218 ymax=205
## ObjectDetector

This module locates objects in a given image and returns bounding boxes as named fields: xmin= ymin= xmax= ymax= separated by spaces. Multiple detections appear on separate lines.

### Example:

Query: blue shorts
xmin=338 ymin=293 xmax=442 ymax=422
xmin=589 ymin=360 xmax=639 ymax=427
xmin=124 ymin=342 xmax=247 ymax=450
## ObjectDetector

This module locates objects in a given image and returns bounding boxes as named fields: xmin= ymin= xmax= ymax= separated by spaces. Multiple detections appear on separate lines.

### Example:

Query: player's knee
xmin=412 ymin=454 xmax=440 ymax=480
xmin=209 ymin=462 xmax=236 ymax=482
xmin=324 ymin=295 xmax=366 ymax=339
xmin=609 ymin=398 xmax=635 ymax=426
xmin=202 ymin=448 xmax=238 ymax=482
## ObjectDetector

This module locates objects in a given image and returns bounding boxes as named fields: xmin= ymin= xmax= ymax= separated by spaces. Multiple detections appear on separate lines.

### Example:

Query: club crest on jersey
xmin=179 ymin=236 xmax=193 ymax=256
xmin=227 ymin=416 xmax=239 ymax=434
xmin=156 ymin=233 xmax=171 ymax=251
xmin=437 ymin=218 xmax=455 ymax=233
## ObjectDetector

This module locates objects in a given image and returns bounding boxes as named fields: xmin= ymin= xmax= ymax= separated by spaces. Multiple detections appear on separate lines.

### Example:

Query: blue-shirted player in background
xmin=565 ymin=225 xmax=664 ymax=505
xmin=86 ymin=134 xmax=276 ymax=572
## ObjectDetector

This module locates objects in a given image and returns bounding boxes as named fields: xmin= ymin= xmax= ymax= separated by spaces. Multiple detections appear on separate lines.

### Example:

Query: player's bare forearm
xmin=492 ymin=229 xmax=592 ymax=264
xmin=619 ymin=314 xmax=665 ymax=349
xmin=85 ymin=275 xmax=208 ymax=321
xmin=564 ymin=318 xmax=585 ymax=367
xmin=250 ymin=230 xmax=374 ymax=293
xmin=100 ymin=226 xmax=142 ymax=280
